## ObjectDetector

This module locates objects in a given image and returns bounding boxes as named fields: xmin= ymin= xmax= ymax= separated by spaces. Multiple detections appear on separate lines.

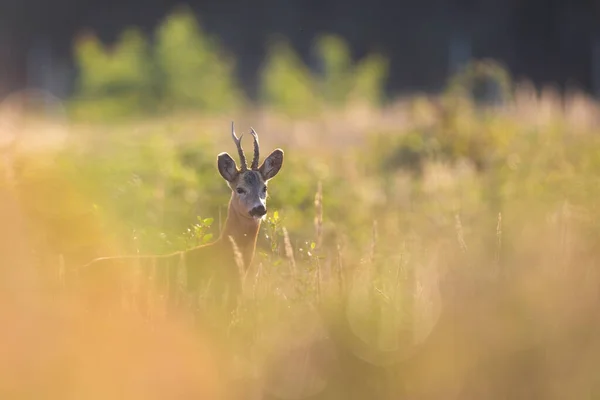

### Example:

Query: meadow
xmin=1 ymin=9 xmax=600 ymax=399
xmin=1 ymin=84 xmax=599 ymax=399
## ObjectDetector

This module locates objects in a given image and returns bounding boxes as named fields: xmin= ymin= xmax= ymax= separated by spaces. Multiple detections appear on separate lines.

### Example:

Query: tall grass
xmin=1 ymin=85 xmax=600 ymax=399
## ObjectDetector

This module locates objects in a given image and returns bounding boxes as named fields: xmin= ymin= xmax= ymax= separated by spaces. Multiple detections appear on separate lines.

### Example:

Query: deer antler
xmin=231 ymin=121 xmax=248 ymax=171
xmin=249 ymin=127 xmax=260 ymax=170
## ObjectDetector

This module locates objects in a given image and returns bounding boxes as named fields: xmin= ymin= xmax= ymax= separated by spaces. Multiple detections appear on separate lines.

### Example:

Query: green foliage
xmin=258 ymin=34 xmax=389 ymax=116
xmin=349 ymin=53 xmax=389 ymax=107
xmin=70 ymin=8 xmax=242 ymax=120
xmin=315 ymin=34 xmax=389 ymax=108
xmin=260 ymin=38 xmax=320 ymax=117
xmin=58 ymin=130 xmax=228 ymax=254
xmin=71 ymin=28 xmax=155 ymax=120
xmin=315 ymin=35 xmax=353 ymax=106
xmin=69 ymin=9 xmax=390 ymax=120
xmin=366 ymin=129 xmax=433 ymax=175
xmin=264 ymin=210 xmax=283 ymax=255
xmin=365 ymin=93 xmax=522 ymax=177
xmin=184 ymin=216 xmax=215 ymax=248
xmin=155 ymin=7 xmax=243 ymax=112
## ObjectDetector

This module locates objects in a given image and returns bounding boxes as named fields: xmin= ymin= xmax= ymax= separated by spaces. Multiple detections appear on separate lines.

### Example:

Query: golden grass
xmin=1 ymin=85 xmax=600 ymax=399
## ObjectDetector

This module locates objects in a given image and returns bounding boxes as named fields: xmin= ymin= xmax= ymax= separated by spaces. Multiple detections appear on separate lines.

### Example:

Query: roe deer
xmin=76 ymin=122 xmax=284 ymax=315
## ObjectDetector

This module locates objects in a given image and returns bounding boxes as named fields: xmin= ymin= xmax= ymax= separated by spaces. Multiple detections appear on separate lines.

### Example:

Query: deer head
xmin=217 ymin=122 xmax=284 ymax=220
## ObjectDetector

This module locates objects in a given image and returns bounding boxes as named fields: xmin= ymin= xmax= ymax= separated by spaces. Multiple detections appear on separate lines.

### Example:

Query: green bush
xmin=315 ymin=35 xmax=353 ymax=107
xmin=260 ymin=38 xmax=320 ymax=117
xmin=349 ymin=52 xmax=389 ymax=107
xmin=70 ymin=8 xmax=242 ymax=120
xmin=155 ymin=7 xmax=243 ymax=112
xmin=71 ymin=28 xmax=155 ymax=120
xmin=259 ymin=35 xmax=390 ymax=116
xmin=314 ymin=34 xmax=389 ymax=108
xmin=69 ymin=10 xmax=390 ymax=119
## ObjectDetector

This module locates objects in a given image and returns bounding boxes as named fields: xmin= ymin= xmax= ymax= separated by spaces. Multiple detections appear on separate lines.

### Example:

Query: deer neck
xmin=219 ymin=195 xmax=261 ymax=268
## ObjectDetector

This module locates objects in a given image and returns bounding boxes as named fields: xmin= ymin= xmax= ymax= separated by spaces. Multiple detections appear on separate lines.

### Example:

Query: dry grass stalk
xmin=176 ymin=252 xmax=187 ymax=307
xmin=560 ymin=201 xmax=572 ymax=269
xmin=369 ymin=220 xmax=379 ymax=265
xmin=252 ymin=261 xmax=263 ymax=301
xmin=314 ymin=257 xmax=322 ymax=304
xmin=454 ymin=214 xmax=468 ymax=254
xmin=198 ymin=276 xmax=214 ymax=310
xmin=282 ymin=227 xmax=297 ymax=278
xmin=229 ymin=235 xmax=246 ymax=294
xmin=335 ymin=243 xmax=345 ymax=295
xmin=495 ymin=212 xmax=502 ymax=268
xmin=314 ymin=181 xmax=323 ymax=249
xmin=393 ymin=243 xmax=405 ymax=303
xmin=155 ymin=174 xmax=166 ymax=228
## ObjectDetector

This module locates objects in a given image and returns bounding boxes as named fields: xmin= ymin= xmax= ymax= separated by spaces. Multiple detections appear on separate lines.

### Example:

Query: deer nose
xmin=250 ymin=205 xmax=267 ymax=217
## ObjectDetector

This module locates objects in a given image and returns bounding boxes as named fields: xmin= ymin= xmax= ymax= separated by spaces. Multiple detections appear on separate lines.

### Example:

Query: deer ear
xmin=217 ymin=152 xmax=239 ymax=182
xmin=259 ymin=149 xmax=284 ymax=181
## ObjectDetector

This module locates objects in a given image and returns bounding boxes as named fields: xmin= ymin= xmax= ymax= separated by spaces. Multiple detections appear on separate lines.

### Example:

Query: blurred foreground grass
xmin=1 ymin=86 xmax=600 ymax=399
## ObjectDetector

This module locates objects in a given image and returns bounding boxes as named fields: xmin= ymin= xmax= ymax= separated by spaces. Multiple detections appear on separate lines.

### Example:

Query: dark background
xmin=1 ymin=0 xmax=600 ymax=99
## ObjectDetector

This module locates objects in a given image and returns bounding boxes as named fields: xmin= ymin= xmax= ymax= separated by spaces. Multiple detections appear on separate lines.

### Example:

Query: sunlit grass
xmin=1 ymin=86 xmax=600 ymax=399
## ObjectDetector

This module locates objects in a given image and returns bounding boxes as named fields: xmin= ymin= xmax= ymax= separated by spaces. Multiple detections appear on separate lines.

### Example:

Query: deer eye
xmin=263 ymin=186 xmax=267 ymax=193
xmin=236 ymin=187 xmax=246 ymax=195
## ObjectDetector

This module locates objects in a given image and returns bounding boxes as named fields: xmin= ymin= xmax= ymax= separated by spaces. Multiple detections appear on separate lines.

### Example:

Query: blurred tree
xmin=155 ymin=7 xmax=243 ymax=113
xmin=72 ymin=28 xmax=155 ymax=120
xmin=259 ymin=38 xmax=320 ymax=117
xmin=69 ymin=8 xmax=392 ymax=120
xmin=315 ymin=35 xmax=353 ymax=107
xmin=348 ymin=53 xmax=389 ymax=107
xmin=315 ymin=34 xmax=389 ymax=108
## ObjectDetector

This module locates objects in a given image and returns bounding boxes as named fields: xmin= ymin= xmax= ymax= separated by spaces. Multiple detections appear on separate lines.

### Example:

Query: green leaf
xmin=203 ymin=217 xmax=214 ymax=227
xmin=258 ymin=251 xmax=269 ymax=259
xmin=202 ymin=233 xmax=213 ymax=243
xmin=273 ymin=211 xmax=279 ymax=221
